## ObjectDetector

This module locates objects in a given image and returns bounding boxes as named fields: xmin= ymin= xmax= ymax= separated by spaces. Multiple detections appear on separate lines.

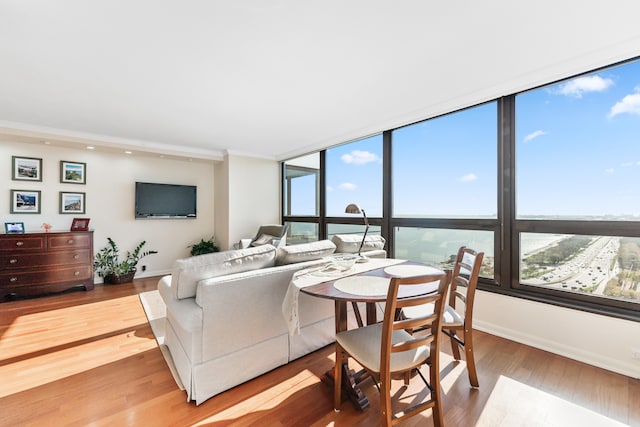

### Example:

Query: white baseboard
xmin=474 ymin=319 xmax=640 ymax=379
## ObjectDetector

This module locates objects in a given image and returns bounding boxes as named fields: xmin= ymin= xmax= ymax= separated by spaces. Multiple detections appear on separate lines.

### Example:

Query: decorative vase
xmin=103 ymin=270 xmax=136 ymax=284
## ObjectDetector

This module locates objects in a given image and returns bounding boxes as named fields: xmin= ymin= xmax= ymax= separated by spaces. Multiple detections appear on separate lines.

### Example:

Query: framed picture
xmin=70 ymin=217 xmax=90 ymax=231
xmin=60 ymin=160 xmax=86 ymax=184
xmin=4 ymin=221 xmax=25 ymax=234
xmin=59 ymin=191 xmax=86 ymax=214
xmin=12 ymin=156 xmax=43 ymax=181
xmin=10 ymin=189 xmax=41 ymax=214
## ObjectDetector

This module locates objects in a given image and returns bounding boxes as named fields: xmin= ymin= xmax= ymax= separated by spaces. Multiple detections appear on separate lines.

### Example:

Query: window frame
xmin=282 ymin=59 xmax=640 ymax=322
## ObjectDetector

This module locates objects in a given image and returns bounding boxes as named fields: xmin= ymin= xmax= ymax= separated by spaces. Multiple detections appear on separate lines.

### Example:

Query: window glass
xmin=520 ymin=233 xmax=640 ymax=302
xmin=283 ymin=153 xmax=319 ymax=216
xmin=285 ymin=221 xmax=318 ymax=245
xmin=516 ymin=60 xmax=640 ymax=220
xmin=325 ymin=135 xmax=383 ymax=217
xmin=394 ymin=227 xmax=494 ymax=278
xmin=327 ymin=223 xmax=381 ymax=241
xmin=392 ymin=103 xmax=497 ymax=218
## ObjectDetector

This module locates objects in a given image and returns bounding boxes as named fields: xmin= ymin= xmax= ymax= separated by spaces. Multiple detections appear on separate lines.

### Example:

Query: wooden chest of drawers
xmin=0 ymin=231 xmax=94 ymax=299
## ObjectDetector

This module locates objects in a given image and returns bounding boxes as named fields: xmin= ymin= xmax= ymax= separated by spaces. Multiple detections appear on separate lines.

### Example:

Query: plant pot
xmin=103 ymin=270 xmax=136 ymax=284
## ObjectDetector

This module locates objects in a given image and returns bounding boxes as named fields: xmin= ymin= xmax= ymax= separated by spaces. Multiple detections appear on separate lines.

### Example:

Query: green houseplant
xmin=189 ymin=236 xmax=220 ymax=256
xmin=94 ymin=237 xmax=158 ymax=284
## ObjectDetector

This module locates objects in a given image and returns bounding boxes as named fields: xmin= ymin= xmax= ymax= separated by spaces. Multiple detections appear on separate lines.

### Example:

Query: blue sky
xmin=294 ymin=58 xmax=640 ymax=219
xmin=517 ymin=59 xmax=640 ymax=217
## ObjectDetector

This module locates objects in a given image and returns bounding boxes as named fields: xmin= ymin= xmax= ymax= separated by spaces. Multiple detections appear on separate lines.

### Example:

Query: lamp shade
xmin=344 ymin=203 xmax=361 ymax=214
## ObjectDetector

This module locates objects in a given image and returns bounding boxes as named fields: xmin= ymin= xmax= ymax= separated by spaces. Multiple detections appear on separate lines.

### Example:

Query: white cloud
xmin=608 ymin=87 xmax=640 ymax=119
xmin=459 ymin=173 xmax=477 ymax=182
xmin=622 ymin=162 xmax=634 ymax=167
xmin=339 ymin=182 xmax=357 ymax=190
xmin=557 ymin=75 xmax=613 ymax=98
xmin=604 ymin=168 xmax=615 ymax=174
xmin=523 ymin=130 xmax=546 ymax=143
xmin=326 ymin=185 xmax=334 ymax=192
xmin=341 ymin=150 xmax=381 ymax=165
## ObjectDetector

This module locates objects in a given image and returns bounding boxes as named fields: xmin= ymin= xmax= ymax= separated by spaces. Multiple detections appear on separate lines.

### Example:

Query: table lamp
xmin=345 ymin=203 xmax=369 ymax=262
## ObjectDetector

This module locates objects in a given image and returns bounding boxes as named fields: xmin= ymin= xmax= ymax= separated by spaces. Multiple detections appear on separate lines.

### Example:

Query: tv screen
xmin=135 ymin=182 xmax=197 ymax=219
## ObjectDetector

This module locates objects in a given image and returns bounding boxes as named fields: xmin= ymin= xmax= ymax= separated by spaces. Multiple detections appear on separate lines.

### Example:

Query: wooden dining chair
xmin=403 ymin=246 xmax=484 ymax=387
xmin=334 ymin=270 xmax=451 ymax=427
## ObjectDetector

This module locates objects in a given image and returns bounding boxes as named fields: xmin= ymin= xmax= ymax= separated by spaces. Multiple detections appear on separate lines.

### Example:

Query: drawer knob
xmin=15 ymin=241 xmax=24 ymax=247
xmin=9 ymin=277 xmax=18 ymax=282
xmin=9 ymin=259 xmax=17 ymax=264
xmin=74 ymin=271 xmax=80 ymax=276
xmin=67 ymin=239 xmax=74 ymax=244
xmin=73 ymin=254 xmax=80 ymax=259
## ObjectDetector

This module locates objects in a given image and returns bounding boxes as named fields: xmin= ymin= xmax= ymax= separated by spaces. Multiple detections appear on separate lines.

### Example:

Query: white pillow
xmin=275 ymin=240 xmax=336 ymax=265
xmin=331 ymin=234 xmax=386 ymax=253
xmin=251 ymin=233 xmax=275 ymax=246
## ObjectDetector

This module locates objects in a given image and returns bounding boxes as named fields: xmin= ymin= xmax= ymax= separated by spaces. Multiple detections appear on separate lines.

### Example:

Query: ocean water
xmin=288 ymin=222 xmax=569 ymax=263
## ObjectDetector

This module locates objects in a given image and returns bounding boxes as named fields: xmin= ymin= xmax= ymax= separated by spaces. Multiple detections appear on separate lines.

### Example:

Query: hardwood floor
xmin=1 ymin=277 xmax=638 ymax=427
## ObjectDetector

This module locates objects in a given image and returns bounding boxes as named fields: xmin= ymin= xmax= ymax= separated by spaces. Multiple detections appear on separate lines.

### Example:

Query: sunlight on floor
xmin=476 ymin=375 xmax=628 ymax=427
xmin=0 ymin=295 xmax=150 ymax=359
xmin=0 ymin=295 xmax=155 ymax=397
xmin=190 ymin=370 xmax=320 ymax=426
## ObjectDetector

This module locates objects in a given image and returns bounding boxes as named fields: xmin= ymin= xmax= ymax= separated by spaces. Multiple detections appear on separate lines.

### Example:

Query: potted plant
xmin=189 ymin=236 xmax=220 ymax=256
xmin=94 ymin=237 xmax=158 ymax=284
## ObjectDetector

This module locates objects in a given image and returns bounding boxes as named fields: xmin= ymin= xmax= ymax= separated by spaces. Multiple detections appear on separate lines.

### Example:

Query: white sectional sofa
xmin=158 ymin=235 xmax=386 ymax=405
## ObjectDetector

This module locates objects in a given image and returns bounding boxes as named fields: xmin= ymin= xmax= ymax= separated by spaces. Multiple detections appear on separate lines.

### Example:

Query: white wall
xmin=474 ymin=290 xmax=640 ymax=378
xmin=224 ymin=154 xmax=280 ymax=249
xmin=1 ymin=141 xmax=216 ymax=281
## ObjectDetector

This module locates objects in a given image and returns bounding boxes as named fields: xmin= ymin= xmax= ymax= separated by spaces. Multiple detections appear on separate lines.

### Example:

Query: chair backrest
xmin=380 ymin=271 xmax=451 ymax=376
xmin=251 ymin=224 xmax=289 ymax=248
xmin=450 ymin=246 xmax=484 ymax=325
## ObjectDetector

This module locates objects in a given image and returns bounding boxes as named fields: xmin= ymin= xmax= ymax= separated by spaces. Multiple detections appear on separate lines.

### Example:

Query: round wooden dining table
xmin=300 ymin=260 xmax=445 ymax=410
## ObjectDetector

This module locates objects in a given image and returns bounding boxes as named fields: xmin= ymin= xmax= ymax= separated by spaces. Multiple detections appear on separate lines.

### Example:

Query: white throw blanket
xmin=282 ymin=257 xmax=404 ymax=335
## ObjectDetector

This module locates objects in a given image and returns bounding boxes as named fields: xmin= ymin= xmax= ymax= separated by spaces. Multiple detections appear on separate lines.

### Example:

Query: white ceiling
xmin=2 ymin=1 xmax=640 ymax=162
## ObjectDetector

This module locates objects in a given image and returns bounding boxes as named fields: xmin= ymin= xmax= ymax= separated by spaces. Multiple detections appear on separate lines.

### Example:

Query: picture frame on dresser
xmin=60 ymin=191 xmax=85 ymax=214
xmin=12 ymin=156 xmax=43 ymax=181
xmin=70 ymin=217 xmax=90 ymax=231
xmin=4 ymin=222 xmax=25 ymax=234
xmin=10 ymin=189 xmax=41 ymax=214
xmin=60 ymin=160 xmax=86 ymax=184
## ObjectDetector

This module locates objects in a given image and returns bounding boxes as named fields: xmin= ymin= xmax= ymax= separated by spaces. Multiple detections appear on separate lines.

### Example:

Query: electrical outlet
xmin=142 ymin=265 xmax=147 ymax=272
xmin=632 ymin=348 xmax=640 ymax=360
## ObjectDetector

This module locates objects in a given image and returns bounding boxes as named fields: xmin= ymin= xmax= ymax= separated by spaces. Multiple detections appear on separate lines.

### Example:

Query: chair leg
xmin=449 ymin=329 xmax=462 ymax=360
xmin=334 ymin=344 xmax=343 ymax=411
xmin=464 ymin=327 xmax=479 ymax=388
xmin=430 ymin=360 xmax=444 ymax=427
xmin=379 ymin=374 xmax=393 ymax=427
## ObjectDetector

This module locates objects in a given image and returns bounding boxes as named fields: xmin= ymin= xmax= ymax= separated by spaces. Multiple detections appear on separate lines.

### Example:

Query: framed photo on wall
xmin=60 ymin=160 xmax=86 ymax=184
xmin=60 ymin=191 xmax=86 ymax=214
xmin=4 ymin=221 xmax=25 ymax=234
xmin=70 ymin=217 xmax=90 ymax=231
xmin=12 ymin=156 xmax=43 ymax=181
xmin=10 ymin=189 xmax=41 ymax=214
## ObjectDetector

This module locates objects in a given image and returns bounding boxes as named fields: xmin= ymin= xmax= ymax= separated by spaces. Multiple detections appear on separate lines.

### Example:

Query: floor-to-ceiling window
xmin=282 ymin=57 xmax=640 ymax=319
xmin=325 ymin=135 xmax=383 ymax=239
xmin=514 ymin=59 xmax=640 ymax=312
xmin=391 ymin=102 xmax=498 ymax=280
xmin=283 ymin=153 xmax=320 ymax=244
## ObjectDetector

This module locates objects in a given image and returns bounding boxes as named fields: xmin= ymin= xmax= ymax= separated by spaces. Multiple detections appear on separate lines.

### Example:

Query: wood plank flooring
xmin=1 ymin=277 xmax=638 ymax=427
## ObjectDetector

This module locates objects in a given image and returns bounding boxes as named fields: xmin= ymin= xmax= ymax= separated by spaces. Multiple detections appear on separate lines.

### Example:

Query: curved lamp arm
xmin=344 ymin=203 xmax=369 ymax=258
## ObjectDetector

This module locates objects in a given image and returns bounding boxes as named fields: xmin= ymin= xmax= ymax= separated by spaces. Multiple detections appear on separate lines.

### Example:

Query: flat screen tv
xmin=135 ymin=182 xmax=197 ymax=219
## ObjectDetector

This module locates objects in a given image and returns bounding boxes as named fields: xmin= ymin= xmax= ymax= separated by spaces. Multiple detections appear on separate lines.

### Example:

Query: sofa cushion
xmin=171 ymin=244 xmax=276 ymax=299
xmin=331 ymin=234 xmax=386 ymax=253
xmin=275 ymin=240 xmax=336 ymax=265
xmin=251 ymin=233 xmax=275 ymax=246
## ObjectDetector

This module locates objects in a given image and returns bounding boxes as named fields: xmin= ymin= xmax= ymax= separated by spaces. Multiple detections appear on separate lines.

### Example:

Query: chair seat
xmin=336 ymin=322 xmax=430 ymax=373
xmin=402 ymin=303 xmax=464 ymax=327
